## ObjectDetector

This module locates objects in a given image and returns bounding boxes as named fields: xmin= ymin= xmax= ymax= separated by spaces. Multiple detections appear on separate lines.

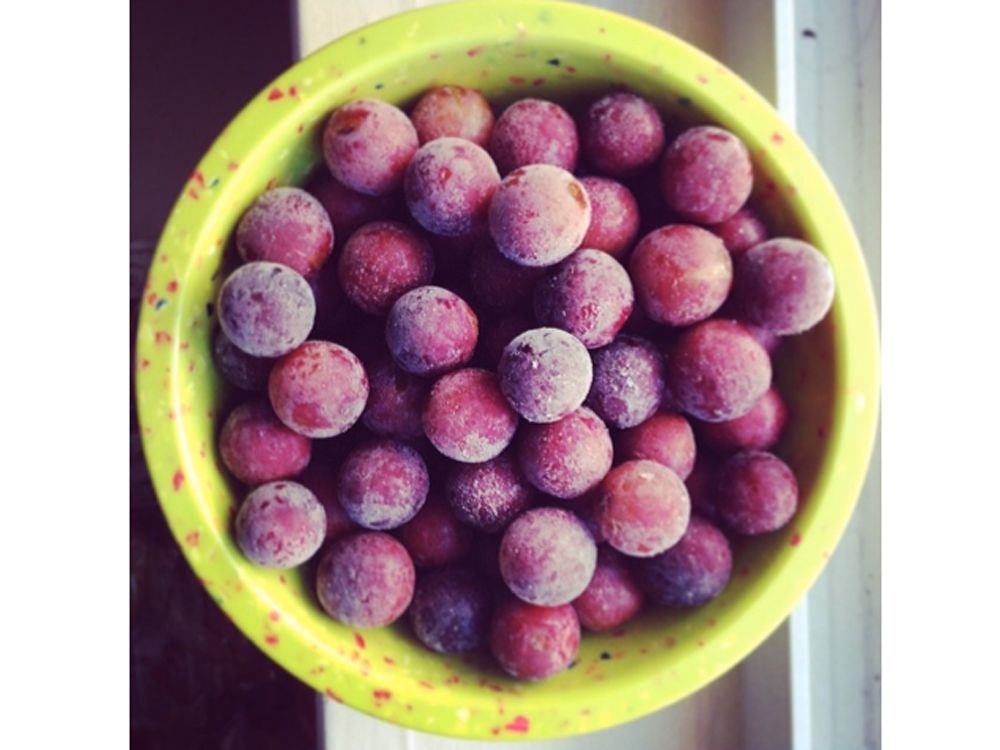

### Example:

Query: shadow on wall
xmin=131 ymin=0 xmax=294 ymax=240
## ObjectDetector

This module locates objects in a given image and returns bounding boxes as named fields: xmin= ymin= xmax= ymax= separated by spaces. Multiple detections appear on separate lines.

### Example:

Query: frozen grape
xmin=337 ymin=440 xmax=429 ymax=530
xmin=597 ymin=459 xmax=690 ymax=557
xmin=498 ymin=327 xmax=593 ymax=424
xmin=660 ymin=126 xmax=753 ymax=224
xmin=411 ymin=85 xmax=495 ymax=146
xmin=316 ymin=532 xmax=416 ymax=628
xmin=572 ymin=546 xmax=644 ymax=631
xmin=337 ymin=220 xmax=435 ymax=315
xmin=629 ymin=225 xmax=733 ymax=326
xmin=267 ymin=341 xmax=368 ymax=439
xmin=405 ymin=137 xmax=500 ymax=237
xmin=489 ymin=165 xmax=591 ymax=268
xmin=533 ymin=249 xmax=634 ymax=349
xmin=297 ymin=460 xmax=358 ymax=541
xmin=582 ymin=92 xmax=665 ymax=177
xmin=615 ymin=410 xmax=696 ymax=480
xmin=422 ymin=368 xmax=518 ymax=463
xmin=666 ymin=319 xmax=772 ymax=422
xmin=322 ymin=99 xmax=418 ymax=196
xmin=219 ymin=400 xmax=311 ymax=486
xmin=397 ymin=494 xmax=473 ymax=567
xmin=409 ymin=567 xmax=492 ymax=654
xmin=579 ymin=176 xmax=640 ymax=258
xmin=696 ymin=387 xmax=788 ymax=453
xmin=633 ymin=515 xmax=732 ymax=607
xmin=499 ymin=507 xmax=597 ymax=606
xmin=445 ymin=451 xmax=536 ymax=533
xmin=217 ymin=261 xmax=315 ymax=358
xmin=489 ymin=98 xmax=578 ymax=175
xmin=234 ymin=481 xmax=325 ymax=568
xmin=733 ymin=238 xmax=835 ymax=335
xmin=360 ymin=354 xmax=428 ymax=440
xmin=236 ymin=187 xmax=333 ymax=277
xmin=490 ymin=598 xmax=580 ymax=681
xmin=715 ymin=451 xmax=798 ymax=535
xmin=212 ymin=328 xmax=274 ymax=392
xmin=708 ymin=207 xmax=769 ymax=255
xmin=468 ymin=241 xmax=545 ymax=313
xmin=517 ymin=406 xmax=613 ymax=499
xmin=386 ymin=286 xmax=479 ymax=376
xmin=587 ymin=335 xmax=665 ymax=429
xmin=307 ymin=170 xmax=400 ymax=239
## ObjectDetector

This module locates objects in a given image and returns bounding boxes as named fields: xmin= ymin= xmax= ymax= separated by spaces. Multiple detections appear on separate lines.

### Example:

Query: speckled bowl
xmin=135 ymin=0 xmax=879 ymax=740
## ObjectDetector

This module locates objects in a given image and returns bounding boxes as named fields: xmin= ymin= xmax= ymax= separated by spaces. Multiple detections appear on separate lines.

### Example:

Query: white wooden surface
xmin=792 ymin=1 xmax=881 ymax=748
xmin=292 ymin=1 xmax=881 ymax=747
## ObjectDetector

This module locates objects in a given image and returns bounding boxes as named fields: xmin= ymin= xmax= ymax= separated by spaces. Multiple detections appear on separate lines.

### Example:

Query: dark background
xmin=132 ymin=1 xmax=292 ymax=239
xmin=130 ymin=2 xmax=317 ymax=747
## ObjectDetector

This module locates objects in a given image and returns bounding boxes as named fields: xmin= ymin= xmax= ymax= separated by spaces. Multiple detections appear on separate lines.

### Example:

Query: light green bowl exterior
xmin=135 ymin=0 xmax=880 ymax=740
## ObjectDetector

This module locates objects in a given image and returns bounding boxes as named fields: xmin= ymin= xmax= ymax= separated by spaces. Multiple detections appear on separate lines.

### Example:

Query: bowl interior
xmin=135 ymin=0 xmax=879 ymax=740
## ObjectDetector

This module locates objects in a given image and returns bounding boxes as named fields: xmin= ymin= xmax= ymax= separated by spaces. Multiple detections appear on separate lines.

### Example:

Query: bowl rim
xmin=135 ymin=0 xmax=880 ymax=739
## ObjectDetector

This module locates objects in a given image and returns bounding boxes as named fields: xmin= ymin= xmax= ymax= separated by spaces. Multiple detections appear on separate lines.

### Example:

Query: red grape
xmin=629 ymin=224 xmax=733 ymax=326
xmin=579 ymin=176 xmax=641 ymax=258
xmin=587 ymin=335 xmax=665 ymax=429
xmin=696 ymin=387 xmax=788 ymax=453
xmin=411 ymin=85 xmax=495 ymax=146
xmin=597 ymin=459 xmax=690 ymax=557
xmin=409 ymin=567 xmax=492 ymax=653
xmin=234 ymin=481 xmax=325 ymax=568
xmin=498 ymin=327 xmax=593 ymax=424
xmin=322 ymin=99 xmax=418 ymax=196
xmin=572 ymin=546 xmax=644 ymax=631
xmin=219 ymin=400 xmax=311 ymax=486
xmin=268 ymin=341 xmax=368 ymax=438
xmin=405 ymin=137 xmax=500 ymax=237
xmin=489 ymin=98 xmax=578 ymax=175
xmin=582 ymin=92 xmax=665 ymax=177
xmin=397 ymin=494 xmax=473 ymax=567
xmin=715 ymin=451 xmax=798 ymax=535
xmin=533 ymin=249 xmax=634 ymax=349
xmin=316 ymin=532 xmax=416 ymax=627
xmin=337 ymin=220 xmax=435 ymax=315
xmin=615 ymin=410 xmax=696 ymax=479
xmin=217 ymin=261 xmax=315 ymax=358
xmin=733 ymin=238 xmax=835 ymax=335
xmin=517 ymin=406 xmax=613 ymax=499
xmin=660 ymin=126 xmax=753 ymax=224
xmin=445 ymin=451 xmax=536 ymax=533
xmin=236 ymin=187 xmax=333 ymax=277
xmin=337 ymin=440 xmax=429 ymax=530
xmin=422 ymin=368 xmax=518 ymax=463
xmin=666 ymin=319 xmax=771 ymax=422
xmin=386 ymin=286 xmax=479 ymax=376
xmin=489 ymin=598 xmax=580 ymax=681
xmin=499 ymin=507 xmax=597 ymax=606
xmin=633 ymin=515 xmax=732 ymax=607
xmin=489 ymin=165 xmax=591 ymax=268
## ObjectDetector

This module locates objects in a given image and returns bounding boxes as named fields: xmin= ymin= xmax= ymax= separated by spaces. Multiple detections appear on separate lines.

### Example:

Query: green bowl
xmin=135 ymin=0 xmax=879 ymax=740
